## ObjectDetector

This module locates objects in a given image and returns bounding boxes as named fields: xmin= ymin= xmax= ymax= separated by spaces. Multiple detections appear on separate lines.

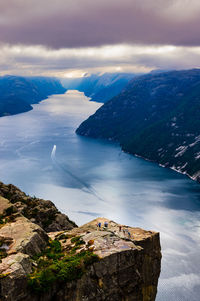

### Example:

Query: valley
xmin=0 ymin=91 xmax=199 ymax=300
xmin=77 ymin=69 xmax=200 ymax=183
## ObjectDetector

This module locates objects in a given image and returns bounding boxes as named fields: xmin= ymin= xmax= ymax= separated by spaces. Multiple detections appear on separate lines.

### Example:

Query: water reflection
xmin=0 ymin=90 xmax=200 ymax=300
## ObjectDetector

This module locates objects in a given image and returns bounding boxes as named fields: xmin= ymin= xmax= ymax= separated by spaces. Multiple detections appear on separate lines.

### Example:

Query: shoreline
xmin=132 ymin=152 xmax=199 ymax=183
xmin=76 ymin=133 xmax=199 ymax=185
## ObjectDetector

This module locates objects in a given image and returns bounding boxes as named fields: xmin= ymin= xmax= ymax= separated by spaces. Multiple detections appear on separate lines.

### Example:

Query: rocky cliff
xmin=0 ymin=184 xmax=161 ymax=301
xmin=0 ymin=182 xmax=76 ymax=232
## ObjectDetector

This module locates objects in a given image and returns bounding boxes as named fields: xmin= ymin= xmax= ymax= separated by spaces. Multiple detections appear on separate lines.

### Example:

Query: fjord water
xmin=0 ymin=91 xmax=200 ymax=300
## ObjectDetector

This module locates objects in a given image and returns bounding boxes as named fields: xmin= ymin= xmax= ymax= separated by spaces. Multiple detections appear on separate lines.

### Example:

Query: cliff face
xmin=44 ymin=219 xmax=161 ymax=301
xmin=76 ymin=69 xmax=200 ymax=182
xmin=0 ymin=185 xmax=161 ymax=301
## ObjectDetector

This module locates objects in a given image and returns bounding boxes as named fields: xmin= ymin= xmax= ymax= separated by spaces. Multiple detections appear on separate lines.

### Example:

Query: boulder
xmin=0 ymin=216 xmax=48 ymax=256
xmin=0 ymin=253 xmax=32 ymax=301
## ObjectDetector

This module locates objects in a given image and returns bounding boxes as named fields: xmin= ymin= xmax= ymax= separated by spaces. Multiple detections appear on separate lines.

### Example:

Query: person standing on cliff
xmin=104 ymin=221 xmax=108 ymax=228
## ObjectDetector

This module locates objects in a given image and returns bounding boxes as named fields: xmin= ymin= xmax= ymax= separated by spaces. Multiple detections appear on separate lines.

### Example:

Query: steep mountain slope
xmin=76 ymin=69 xmax=200 ymax=182
xmin=62 ymin=72 xmax=135 ymax=103
xmin=0 ymin=75 xmax=66 ymax=117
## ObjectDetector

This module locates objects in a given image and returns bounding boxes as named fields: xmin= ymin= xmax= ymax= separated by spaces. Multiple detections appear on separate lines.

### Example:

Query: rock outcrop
xmin=0 ymin=194 xmax=50 ymax=301
xmin=0 ymin=183 xmax=161 ymax=300
xmin=0 ymin=205 xmax=161 ymax=301
xmin=0 ymin=182 xmax=76 ymax=232
xmin=54 ymin=218 xmax=161 ymax=301
xmin=0 ymin=253 xmax=32 ymax=301
xmin=0 ymin=216 xmax=48 ymax=256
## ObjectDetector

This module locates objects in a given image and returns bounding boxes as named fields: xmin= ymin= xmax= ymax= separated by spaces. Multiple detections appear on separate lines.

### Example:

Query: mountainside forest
xmin=0 ymin=75 xmax=66 ymax=117
xmin=76 ymin=69 xmax=200 ymax=182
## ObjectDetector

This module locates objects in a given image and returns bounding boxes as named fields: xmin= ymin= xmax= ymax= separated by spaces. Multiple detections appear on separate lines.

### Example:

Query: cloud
xmin=1 ymin=1 xmax=200 ymax=76
xmin=0 ymin=43 xmax=200 ymax=77
xmin=0 ymin=0 xmax=200 ymax=48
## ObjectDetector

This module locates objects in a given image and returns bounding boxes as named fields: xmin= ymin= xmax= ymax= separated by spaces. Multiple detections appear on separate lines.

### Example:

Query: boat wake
xmin=51 ymin=144 xmax=57 ymax=160
xmin=51 ymin=145 xmax=105 ymax=202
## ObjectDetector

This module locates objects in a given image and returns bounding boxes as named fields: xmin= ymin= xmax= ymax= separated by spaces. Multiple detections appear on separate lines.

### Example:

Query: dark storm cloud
xmin=1 ymin=0 xmax=200 ymax=76
xmin=0 ymin=0 xmax=200 ymax=48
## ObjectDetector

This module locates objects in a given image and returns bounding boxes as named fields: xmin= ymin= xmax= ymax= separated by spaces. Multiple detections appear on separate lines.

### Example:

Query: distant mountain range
xmin=61 ymin=73 xmax=136 ymax=103
xmin=0 ymin=73 xmax=136 ymax=117
xmin=76 ymin=69 xmax=200 ymax=182
xmin=0 ymin=75 xmax=66 ymax=117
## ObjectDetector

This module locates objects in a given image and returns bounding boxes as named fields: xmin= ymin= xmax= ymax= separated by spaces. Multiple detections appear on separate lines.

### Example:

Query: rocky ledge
xmin=0 ymin=182 xmax=76 ymax=232
xmin=0 ymin=185 xmax=161 ymax=301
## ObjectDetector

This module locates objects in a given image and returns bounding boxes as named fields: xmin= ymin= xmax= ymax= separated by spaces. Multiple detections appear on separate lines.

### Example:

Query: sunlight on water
xmin=0 ymin=90 xmax=200 ymax=300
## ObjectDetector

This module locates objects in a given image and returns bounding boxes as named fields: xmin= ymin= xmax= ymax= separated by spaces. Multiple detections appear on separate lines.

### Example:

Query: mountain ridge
xmin=61 ymin=72 xmax=136 ymax=103
xmin=0 ymin=75 xmax=66 ymax=117
xmin=76 ymin=69 xmax=200 ymax=182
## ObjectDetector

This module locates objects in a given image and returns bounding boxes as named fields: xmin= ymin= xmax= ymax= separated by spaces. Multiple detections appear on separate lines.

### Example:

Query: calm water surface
xmin=0 ymin=91 xmax=200 ymax=300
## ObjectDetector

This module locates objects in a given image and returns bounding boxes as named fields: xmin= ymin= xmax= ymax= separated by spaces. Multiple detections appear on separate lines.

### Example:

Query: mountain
xmin=0 ymin=75 xmax=66 ymax=117
xmin=61 ymin=72 xmax=136 ymax=103
xmin=76 ymin=69 xmax=200 ymax=182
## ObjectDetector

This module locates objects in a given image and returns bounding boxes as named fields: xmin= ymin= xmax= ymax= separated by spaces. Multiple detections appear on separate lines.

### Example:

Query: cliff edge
xmin=0 ymin=184 xmax=161 ymax=301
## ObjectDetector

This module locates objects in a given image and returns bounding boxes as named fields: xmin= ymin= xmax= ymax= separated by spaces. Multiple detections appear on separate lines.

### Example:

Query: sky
xmin=0 ymin=0 xmax=200 ymax=77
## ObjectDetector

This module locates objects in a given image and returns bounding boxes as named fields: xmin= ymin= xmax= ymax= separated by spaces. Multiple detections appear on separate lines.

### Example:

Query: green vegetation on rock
xmin=28 ymin=237 xmax=99 ymax=294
